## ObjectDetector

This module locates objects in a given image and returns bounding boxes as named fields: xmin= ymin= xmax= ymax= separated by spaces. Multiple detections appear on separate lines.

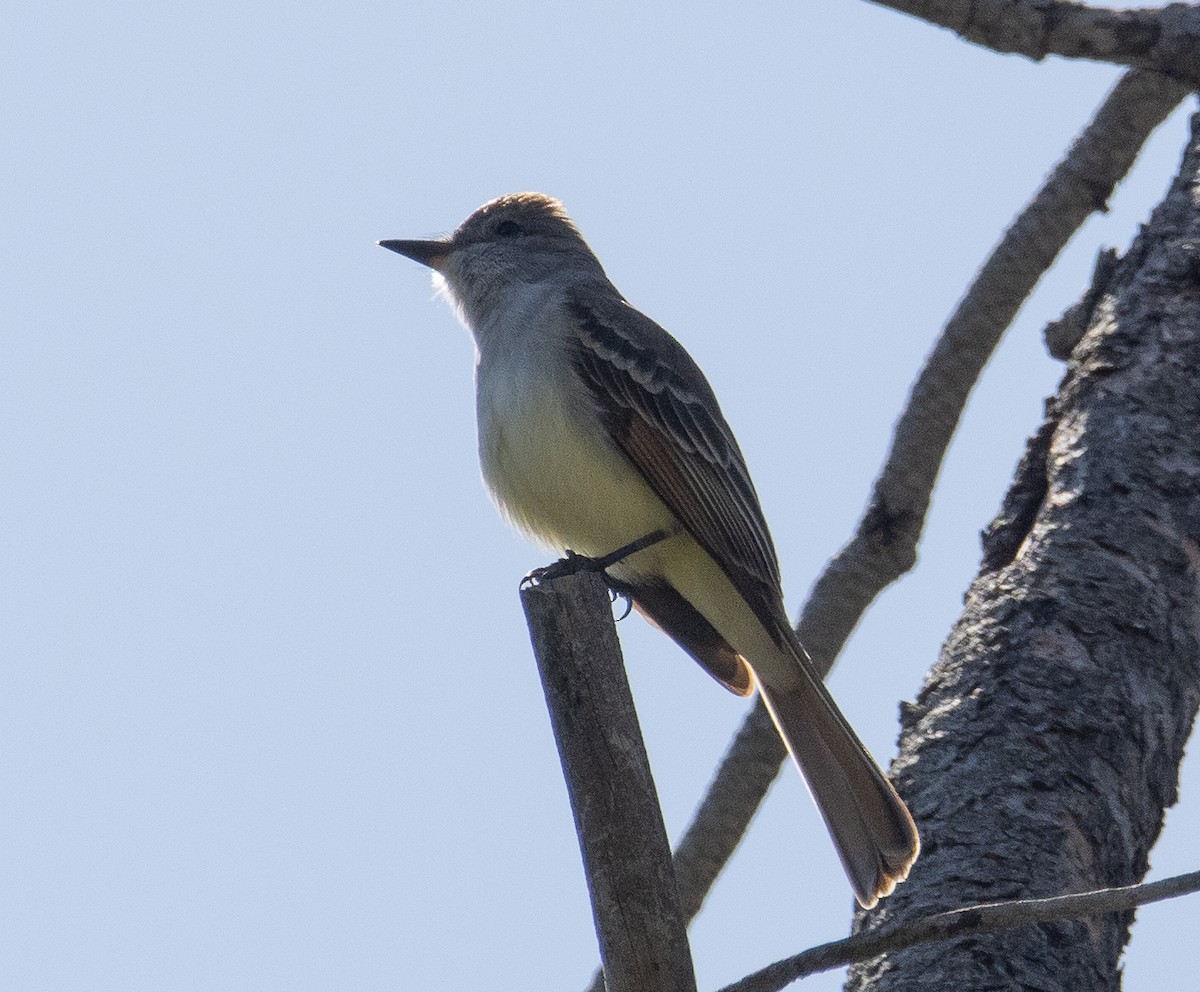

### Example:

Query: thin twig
xmin=868 ymin=0 xmax=1200 ymax=89
xmin=716 ymin=869 xmax=1200 ymax=992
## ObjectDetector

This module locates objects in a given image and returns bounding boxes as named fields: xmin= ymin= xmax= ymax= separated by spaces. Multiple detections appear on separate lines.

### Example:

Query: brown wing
xmin=605 ymin=574 xmax=754 ymax=696
xmin=567 ymin=290 xmax=788 ymax=644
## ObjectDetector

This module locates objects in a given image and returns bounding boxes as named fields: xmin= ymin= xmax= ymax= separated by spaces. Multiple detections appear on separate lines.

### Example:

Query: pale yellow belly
xmin=475 ymin=365 xmax=793 ymax=686
xmin=478 ymin=377 xmax=674 ymax=561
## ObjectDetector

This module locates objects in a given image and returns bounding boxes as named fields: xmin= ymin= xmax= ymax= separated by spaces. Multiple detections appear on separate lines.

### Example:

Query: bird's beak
xmin=377 ymin=238 xmax=450 ymax=272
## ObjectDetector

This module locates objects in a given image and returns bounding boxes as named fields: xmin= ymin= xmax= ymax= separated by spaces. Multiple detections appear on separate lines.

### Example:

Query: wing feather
xmin=568 ymin=291 xmax=786 ymax=638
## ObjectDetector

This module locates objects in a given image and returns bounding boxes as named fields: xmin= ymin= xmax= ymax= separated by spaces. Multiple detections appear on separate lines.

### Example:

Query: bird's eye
xmin=495 ymin=220 xmax=523 ymax=237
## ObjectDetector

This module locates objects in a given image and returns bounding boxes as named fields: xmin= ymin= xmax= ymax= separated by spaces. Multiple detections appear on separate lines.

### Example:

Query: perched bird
xmin=379 ymin=193 xmax=918 ymax=907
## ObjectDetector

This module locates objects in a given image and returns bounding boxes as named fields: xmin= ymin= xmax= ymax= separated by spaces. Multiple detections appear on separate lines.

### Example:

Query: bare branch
xmin=799 ymin=67 xmax=1188 ymax=675
xmin=657 ymin=66 xmax=1188 ymax=950
xmin=716 ymin=870 xmax=1200 ymax=992
xmin=845 ymin=110 xmax=1200 ymax=992
xmin=868 ymin=0 xmax=1200 ymax=89
xmin=522 ymin=570 xmax=697 ymax=992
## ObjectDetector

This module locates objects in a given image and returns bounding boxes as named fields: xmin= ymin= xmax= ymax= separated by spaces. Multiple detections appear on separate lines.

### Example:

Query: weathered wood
xmin=521 ymin=569 xmax=696 ymax=992
xmin=653 ymin=70 xmax=1188 ymax=969
xmin=848 ymin=113 xmax=1200 ymax=992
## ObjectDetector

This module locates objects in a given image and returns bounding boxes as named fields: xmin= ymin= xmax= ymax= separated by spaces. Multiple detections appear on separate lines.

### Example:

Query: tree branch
xmin=716 ymin=870 xmax=1200 ymax=992
xmin=522 ymin=570 xmax=697 ymax=992
xmin=845 ymin=110 xmax=1200 ymax=992
xmin=656 ymin=68 xmax=1189 ymax=952
xmin=868 ymin=0 xmax=1200 ymax=89
xmin=799 ymin=67 xmax=1188 ymax=676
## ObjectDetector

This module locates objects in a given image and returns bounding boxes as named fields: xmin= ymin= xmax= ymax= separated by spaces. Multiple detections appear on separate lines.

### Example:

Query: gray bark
xmin=655 ymin=69 xmax=1187 ymax=960
xmin=847 ymin=113 xmax=1200 ymax=991
xmin=521 ymin=570 xmax=696 ymax=992
xmin=867 ymin=0 xmax=1200 ymax=89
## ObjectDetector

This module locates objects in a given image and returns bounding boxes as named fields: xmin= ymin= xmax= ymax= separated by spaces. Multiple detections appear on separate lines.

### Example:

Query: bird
xmin=379 ymin=192 xmax=918 ymax=907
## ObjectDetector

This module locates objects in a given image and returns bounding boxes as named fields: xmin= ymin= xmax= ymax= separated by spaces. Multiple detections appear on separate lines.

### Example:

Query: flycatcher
xmin=379 ymin=193 xmax=918 ymax=907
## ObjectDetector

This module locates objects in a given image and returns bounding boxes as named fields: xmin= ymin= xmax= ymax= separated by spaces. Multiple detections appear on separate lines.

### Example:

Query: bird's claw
xmin=520 ymin=549 xmax=603 ymax=589
xmin=520 ymin=554 xmax=634 ymax=621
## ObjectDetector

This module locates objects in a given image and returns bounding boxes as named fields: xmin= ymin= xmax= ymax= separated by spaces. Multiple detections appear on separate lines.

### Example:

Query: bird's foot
xmin=520 ymin=556 xmax=636 ymax=621
xmin=519 ymin=527 xmax=676 ymax=591
xmin=521 ymin=549 xmax=602 ymax=588
xmin=610 ymin=588 xmax=634 ymax=621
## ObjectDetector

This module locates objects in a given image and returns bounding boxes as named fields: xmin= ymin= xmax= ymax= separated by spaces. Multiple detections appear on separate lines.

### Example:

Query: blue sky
xmin=5 ymin=3 xmax=1196 ymax=990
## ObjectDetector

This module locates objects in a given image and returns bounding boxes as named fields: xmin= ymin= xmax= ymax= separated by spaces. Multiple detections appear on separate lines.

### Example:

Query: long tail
xmin=755 ymin=637 xmax=919 ymax=908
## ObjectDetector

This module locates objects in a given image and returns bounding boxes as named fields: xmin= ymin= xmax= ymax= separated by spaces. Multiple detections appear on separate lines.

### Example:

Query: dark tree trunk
xmin=848 ymin=113 xmax=1200 ymax=991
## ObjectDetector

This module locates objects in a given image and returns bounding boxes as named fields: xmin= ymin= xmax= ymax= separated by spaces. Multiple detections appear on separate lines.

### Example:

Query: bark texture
xmin=521 ymin=570 xmax=696 ymax=992
xmin=650 ymin=76 xmax=1187 ymax=971
xmin=868 ymin=0 xmax=1200 ymax=89
xmin=848 ymin=113 xmax=1200 ymax=991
